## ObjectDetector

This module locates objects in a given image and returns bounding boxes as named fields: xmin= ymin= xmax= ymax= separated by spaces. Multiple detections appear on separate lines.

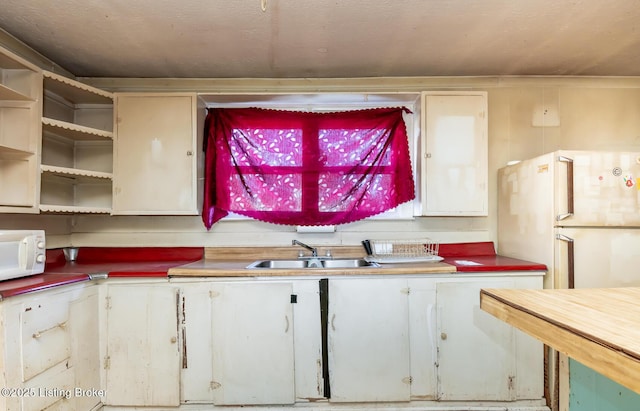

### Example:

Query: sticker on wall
xmin=612 ymin=167 xmax=623 ymax=176
xmin=624 ymin=175 xmax=634 ymax=188
xmin=537 ymin=164 xmax=549 ymax=173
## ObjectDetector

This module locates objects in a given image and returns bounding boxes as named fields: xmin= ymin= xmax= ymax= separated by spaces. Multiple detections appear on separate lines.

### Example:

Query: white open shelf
xmin=40 ymin=70 xmax=114 ymax=214
xmin=42 ymin=117 xmax=113 ymax=141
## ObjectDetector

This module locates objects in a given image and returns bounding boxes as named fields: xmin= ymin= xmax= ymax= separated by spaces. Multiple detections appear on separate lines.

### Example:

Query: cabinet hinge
xmin=401 ymin=287 xmax=410 ymax=295
xmin=105 ymin=296 xmax=112 ymax=310
xmin=209 ymin=290 xmax=220 ymax=298
xmin=211 ymin=381 xmax=221 ymax=390
xmin=402 ymin=376 xmax=413 ymax=385
xmin=508 ymin=376 xmax=515 ymax=390
xmin=104 ymin=356 xmax=110 ymax=370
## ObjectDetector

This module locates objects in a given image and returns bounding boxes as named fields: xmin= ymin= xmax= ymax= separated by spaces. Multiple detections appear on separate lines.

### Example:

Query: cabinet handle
xmin=440 ymin=332 xmax=448 ymax=340
xmin=170 ymin=336 xmax=177 ymax=344
xmin=284 ymin=315 xmax=289 ymax=333
xmin=186 ymin=150 xmax=193 ymax=156
xmin=331 ymin=314 xmax=336 ymax=331
xmin=32 ymin=321 xmax=67 ymax=339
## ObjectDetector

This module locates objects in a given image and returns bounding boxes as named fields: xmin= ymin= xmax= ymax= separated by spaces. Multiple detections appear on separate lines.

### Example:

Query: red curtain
xmin=202 ymin=107 xmax=415 ymax=229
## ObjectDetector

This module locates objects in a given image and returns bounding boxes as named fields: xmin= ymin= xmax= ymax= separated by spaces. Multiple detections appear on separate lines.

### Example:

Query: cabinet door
xmin=104 ymin=284 xmax=181 ymax=406
xmin=211 ymin=282 xmax=295 ymax=405
xmin=180 ymin=282 xmax=215 ymax=403
xmin=407 ymin=278 xmax=438 ymax=399
xmin=421 ymin=92 xmax=488 ymax=216
xmin=113 ymin=93 xmax=197 ymax=214
xmin=328 ymin=278 xmax=411 ymax=402
xmin=436 ymin=280 xmax=515 ymax=401
xmin=69 ymin=288 xmax=101 ymax=411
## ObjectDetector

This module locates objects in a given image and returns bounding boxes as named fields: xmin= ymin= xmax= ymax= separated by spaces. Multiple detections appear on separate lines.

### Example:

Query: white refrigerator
xmin=498 ymin=150 xmax=640 ymax=291
xmin=498 ymin=150 xmax=640 ymax=410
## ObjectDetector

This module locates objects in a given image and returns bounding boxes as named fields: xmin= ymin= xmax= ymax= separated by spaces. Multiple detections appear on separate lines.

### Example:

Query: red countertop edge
xmin=0 ymin=273 xmax=90 ymax=299
xmin=0 ymin=243 xmax=546 ymax=299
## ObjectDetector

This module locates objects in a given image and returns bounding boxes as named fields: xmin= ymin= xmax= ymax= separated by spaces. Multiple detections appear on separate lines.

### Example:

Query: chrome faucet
xmin=292 ymin=239 xmax=318 ymax=257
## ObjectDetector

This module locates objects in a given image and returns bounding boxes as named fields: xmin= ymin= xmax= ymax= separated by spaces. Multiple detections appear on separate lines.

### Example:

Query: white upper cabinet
xmin=112 ymin=93 xmax=198 ymax=215
xmin=40 ymin=71 xmax=114 ymax=214
xmin=421 ymin=91 xmax=488 ymax=216
xmin=0 ymin=46 xmax=42 ymax=213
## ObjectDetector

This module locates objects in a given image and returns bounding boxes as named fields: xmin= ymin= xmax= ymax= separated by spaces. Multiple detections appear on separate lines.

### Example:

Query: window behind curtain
xmin=202 ymin=107 xmax=415 ymax=229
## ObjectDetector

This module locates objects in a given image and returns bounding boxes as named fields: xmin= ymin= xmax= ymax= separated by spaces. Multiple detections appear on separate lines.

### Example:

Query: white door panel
xmin=556 ymin=151 xmax=640 ymax=227
xmin=328 ymin=278 xmax=410 ymax=402
xmin=437 ymin=281 xmax=515 ymax=401
xmin=104 ymin=285 xmax=180 ymax=407
xmin=211 ymin=282 xmax=295 ymax=405
xmin=556 ymin=227 xmax=640 ymax=288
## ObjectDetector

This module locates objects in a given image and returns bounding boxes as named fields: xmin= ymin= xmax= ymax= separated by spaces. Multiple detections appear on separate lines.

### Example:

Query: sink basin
xmin=247 ymin=259 xmax=309 ymax=269
xmin=246 ymin=258 xmax=379 ymax=269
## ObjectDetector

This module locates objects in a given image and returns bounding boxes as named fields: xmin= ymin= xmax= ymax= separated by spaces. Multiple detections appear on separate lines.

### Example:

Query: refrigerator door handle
xmin=557 ymin=156 xmax=574 ymax=221
xmin=556 ymin=234 xmax=575 ymax=289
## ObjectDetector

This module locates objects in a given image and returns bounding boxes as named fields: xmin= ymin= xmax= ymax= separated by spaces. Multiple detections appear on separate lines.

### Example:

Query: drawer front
xmin=22 ymin=363 xmax=74 ymax=411
xmin=21 ymin=297 xmax=71 ymax=381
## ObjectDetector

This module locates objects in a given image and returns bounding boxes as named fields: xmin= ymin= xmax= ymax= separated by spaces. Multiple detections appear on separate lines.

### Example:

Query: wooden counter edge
xmin=480 ymin=288 xmax=640 ymax=395
xmin=168 ymin=261 xmax=457 ymax=277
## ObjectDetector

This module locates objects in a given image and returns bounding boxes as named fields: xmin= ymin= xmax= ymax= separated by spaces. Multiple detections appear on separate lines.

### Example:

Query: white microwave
xmin=0 ymin=230 xmax=46 ymax=281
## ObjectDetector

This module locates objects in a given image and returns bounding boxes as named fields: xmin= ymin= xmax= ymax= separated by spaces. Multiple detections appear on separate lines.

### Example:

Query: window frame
xmin=201 ymin=93 xmax=421 ymax=222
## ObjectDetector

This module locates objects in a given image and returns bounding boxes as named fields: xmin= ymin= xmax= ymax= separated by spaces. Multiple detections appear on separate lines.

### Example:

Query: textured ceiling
xmin=1 ymin=0 xmax=639 ymax=78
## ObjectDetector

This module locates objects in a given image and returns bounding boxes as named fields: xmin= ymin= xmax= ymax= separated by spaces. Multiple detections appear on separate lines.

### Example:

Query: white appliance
xmin=0 ymin=230 xmax=46 ymax=281
xmin=498 ymin=150 xmax=640 ymax=290
xmin=498 ymin=150 xmax=640 ymax=409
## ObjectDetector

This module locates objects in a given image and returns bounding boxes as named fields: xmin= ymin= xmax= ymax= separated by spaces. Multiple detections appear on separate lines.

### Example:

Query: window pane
xmin=230 ymin=128 xmax=303 ymax=166
xmin=227 ymin=174 xmax=302 ymax=212
xmin=319 ymin=128 xmax=391 ymax=167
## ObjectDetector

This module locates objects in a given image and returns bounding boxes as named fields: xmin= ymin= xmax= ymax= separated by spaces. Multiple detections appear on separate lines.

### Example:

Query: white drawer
xmin=22 ymin=362 xmax=74 ymax=411
xmin=20 ymin=296 xmax=71 ymax=381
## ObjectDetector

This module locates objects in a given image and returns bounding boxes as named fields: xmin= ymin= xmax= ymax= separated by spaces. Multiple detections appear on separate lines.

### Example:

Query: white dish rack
xmin=365 ymin=239 xmax=443 ymax=264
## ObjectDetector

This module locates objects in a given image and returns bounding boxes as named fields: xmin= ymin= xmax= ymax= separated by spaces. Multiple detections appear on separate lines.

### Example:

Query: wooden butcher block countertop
xmin=169 ymin=246 xmax=457 ymax=277
xmin=480 ymin=287 xmax=640 ymax=395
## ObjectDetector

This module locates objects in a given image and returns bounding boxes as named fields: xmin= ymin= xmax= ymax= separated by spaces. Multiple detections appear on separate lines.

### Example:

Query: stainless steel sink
xmin=247 ymin=259 xmax=309 ymax=269
xmin=246 ymin=258 xmax=379 ymax=269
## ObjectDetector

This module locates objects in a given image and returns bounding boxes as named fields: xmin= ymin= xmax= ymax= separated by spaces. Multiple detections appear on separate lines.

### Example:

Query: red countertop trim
xmin=0 ymin=273 xmax=90 ymax=299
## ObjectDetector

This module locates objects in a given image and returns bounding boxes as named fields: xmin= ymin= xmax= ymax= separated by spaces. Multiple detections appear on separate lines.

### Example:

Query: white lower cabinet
xmin=0 ymin=283 xmax=100 ymax=411
xmin=408 ymin=275 xmax=545 ymax=402
xmin=210 ymin=282 xmax=295 ymax=405
xmin=327 ymin=277 xmax=411 ymax=402
xmin=437 ymin=280 xmax=518 ymax=400
xmin=102 ymin=283 xmax=181 ymax=407
xmin=0 ymin=273 xmax=544 ymax=410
